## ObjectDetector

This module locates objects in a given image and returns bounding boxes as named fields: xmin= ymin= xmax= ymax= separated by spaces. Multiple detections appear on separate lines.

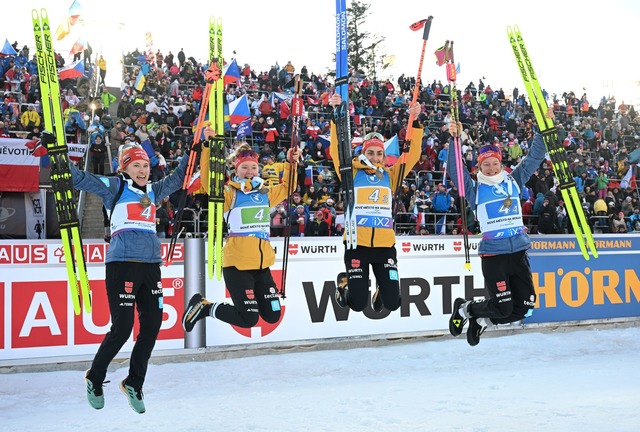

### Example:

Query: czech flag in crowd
xmin=228 ymin=94 xmax=250 ymax=125
xmin=223 ymin=59 xmax=241 ymax=86
xmin=59 ymin=59 xmax=85 ymax=81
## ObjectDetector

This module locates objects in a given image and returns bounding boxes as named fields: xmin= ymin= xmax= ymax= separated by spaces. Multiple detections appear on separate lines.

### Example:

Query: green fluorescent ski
xmin=207 ymin=16 xmax=224 ymax=281
xmin=33 ymin=9 xmax=92 ymax=314
xmin=507 ymin=25 xmax=597 ymax=260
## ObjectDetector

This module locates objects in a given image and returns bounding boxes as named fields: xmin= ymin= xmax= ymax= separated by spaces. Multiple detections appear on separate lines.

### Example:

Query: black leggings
xmin=343 ymin=246 xmax=400 ymax=312
xmin=215 ymin=267 xmax=281 ymax=328
xmin=89 ymin=262 xmax=163 ymax=389
xmin=469 ymin=250 xmax=536 ymax=324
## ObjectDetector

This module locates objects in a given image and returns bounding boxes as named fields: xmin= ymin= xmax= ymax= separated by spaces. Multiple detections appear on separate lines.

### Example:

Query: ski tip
xmin=513 ymin=24 xmax=521 ymax=33
xmin=40 ymin=8 xmax=48 ymax=19
xmin=32 ymin=9 xmax=39 ymax=19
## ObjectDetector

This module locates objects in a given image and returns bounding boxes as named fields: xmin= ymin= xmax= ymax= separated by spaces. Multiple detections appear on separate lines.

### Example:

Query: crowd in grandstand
xmin=3 ymin=41 xmax=640 ymax=238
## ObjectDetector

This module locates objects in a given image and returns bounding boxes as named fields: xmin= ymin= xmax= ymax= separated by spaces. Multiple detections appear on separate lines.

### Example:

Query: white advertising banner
xmin=204 ymin=237 xmax=484 ymax=347
xmin=0 ymin=237 xmax=482 ymax=362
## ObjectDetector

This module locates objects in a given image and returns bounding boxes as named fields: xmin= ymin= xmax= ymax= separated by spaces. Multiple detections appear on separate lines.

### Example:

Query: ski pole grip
xmin=423 ymin=16 xmax=434 ymax=40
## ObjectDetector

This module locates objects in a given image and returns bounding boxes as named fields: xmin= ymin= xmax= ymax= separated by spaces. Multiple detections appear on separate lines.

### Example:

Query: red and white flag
xmin=621 ymin=164 xmax=636 ymax=189
xmin=0 ymin=138 xmax=41 ymax=192
xmin=187 ymin=171 xmax=202 ymax=194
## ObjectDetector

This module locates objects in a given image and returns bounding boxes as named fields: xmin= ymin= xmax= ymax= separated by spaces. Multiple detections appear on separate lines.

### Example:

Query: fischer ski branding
xmin=32 ymin=8 xmax=91 ymax=314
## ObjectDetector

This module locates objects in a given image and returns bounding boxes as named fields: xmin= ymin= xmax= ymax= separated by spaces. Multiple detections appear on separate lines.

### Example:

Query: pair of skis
xmin=334 ymin=0 xmax=357 ymax=249
xmin=507 ymin=26 xmax=598 ymax=260
xmin=33 ymin=9 xmax=91 ymax=315
xmin=207 ymin=16 xmax=225 ymax=281
xmin=166 ymin=17 xmax=225 ymax=278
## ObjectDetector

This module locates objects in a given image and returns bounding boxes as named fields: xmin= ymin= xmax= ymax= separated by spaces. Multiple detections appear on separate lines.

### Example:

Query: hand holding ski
xmin=507 ymin=25 xmax=597 ymax=260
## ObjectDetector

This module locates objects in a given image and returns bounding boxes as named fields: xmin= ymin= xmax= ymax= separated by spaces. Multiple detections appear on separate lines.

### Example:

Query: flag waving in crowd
xmin=55 ymin=0 xmax=83 ymax=40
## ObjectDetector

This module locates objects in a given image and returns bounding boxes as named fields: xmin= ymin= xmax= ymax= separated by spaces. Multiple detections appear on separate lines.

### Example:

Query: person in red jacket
xmin=263 ymin=117 xmax=279 ymax=151
xmin=259 ymin=97 xmax=273 ymax=120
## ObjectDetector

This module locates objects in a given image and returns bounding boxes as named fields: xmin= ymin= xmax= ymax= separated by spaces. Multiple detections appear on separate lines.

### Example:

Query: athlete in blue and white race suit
xmin=446 ymin=122 xmax=547 ymax=346
xmin=56 ymin=134 xmax=190 ymax=412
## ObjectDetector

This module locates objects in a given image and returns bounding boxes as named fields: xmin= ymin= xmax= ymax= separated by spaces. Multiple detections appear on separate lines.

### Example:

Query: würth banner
xmin=0 ymin=138 xmax=42 ymax=192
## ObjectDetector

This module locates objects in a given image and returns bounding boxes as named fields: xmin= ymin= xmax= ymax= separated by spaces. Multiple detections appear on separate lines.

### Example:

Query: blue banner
xmin=526 ymin=235 xmax=640 ymax=323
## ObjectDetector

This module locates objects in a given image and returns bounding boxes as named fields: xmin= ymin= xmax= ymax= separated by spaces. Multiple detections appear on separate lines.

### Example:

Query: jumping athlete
xmin=446 ymin=117 xmax=548 ymax=346
xmin=44 ymin=130 xmax=191 ymax=414
xmin=329 ymin=94 xmax=422 ymax=313
xmin=182 ymin=141 xmax=300 ymax=333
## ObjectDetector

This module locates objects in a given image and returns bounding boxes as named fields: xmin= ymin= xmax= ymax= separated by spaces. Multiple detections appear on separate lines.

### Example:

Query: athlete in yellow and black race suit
xmin=330 ymin=94 xmax=423 ymax=312
xmin=182 ymin=141 xmax=300 ymax=331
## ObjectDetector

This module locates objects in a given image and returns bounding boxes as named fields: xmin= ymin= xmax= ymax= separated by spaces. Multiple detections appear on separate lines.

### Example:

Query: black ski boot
xmin=467 ymin=317 xmax=488 ymax=346
xmin=449 ymin=298 xmax=469 ymax=337
xmin=182 ymin=293 xmax=213 ymax=332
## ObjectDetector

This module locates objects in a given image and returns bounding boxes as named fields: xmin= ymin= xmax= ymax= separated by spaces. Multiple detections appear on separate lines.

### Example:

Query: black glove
xmin=40 ymin=130 xmax=56 ymax=147
xmin=189 ymin=142 xmax=201 ymax=154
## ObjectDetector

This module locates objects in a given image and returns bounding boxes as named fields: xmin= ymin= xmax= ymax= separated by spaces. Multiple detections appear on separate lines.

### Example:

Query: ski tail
xmin=507 ymin=25 xmax=597 ymax=260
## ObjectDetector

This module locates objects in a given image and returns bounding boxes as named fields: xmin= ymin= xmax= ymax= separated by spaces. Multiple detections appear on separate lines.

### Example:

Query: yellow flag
xmin=55 ymin=17 xmax=71 ymax=41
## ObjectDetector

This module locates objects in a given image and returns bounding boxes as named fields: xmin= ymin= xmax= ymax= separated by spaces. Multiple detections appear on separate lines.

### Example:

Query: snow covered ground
xmin=1 ymin=326 xmax=639 ymax=432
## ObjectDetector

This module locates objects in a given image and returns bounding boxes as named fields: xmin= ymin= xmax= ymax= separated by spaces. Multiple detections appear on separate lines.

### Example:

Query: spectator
xmin=306 ymin=210 xmax=329 ymax=236
xmin=261 ymin=155 xmax=285 ymax=186
xmin=290 ymin=205 xmax=307 ymax=236
xmin=88 ymin=116 xmax=105 ymax=143
xmin=155 ymin=197 xmax=173 ymax=238
xmin=20 ymin=104 xmax=41 ymax=131
xmin=621 ymin=196 xmax=634 ymax=216
xmin=263 ymin=117 xmax=279 ymax=151
xmin=627 ymin=207 xmax=640 ymax=231
xmin=610 ymin=212 xmax=627 ymax=234
xmin=90 ymin=134 xmax=108 ymax=175
xmin=309 ymin=141 xmax=328 ymax=166
xmin=432 ymin=183 xmax=453 ymax=213
xmin=97 ymin=55 xmax=107 ymax=87
xmin=537 ymin=198 xmax=557 ymax=234
xmin=270 ymin=203 xmax=287 ymax=237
